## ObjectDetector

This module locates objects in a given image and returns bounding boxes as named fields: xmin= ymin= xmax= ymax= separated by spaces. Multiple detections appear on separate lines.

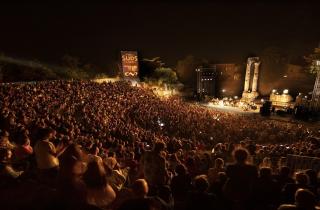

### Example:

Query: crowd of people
xmin=0 ymin=80 xmax=319 ymax=210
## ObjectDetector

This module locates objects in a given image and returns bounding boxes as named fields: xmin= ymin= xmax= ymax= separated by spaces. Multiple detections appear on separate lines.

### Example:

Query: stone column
xmin=252 ymin=62 xmax=260 ymax=92
xmin=244 ymin=60 xmax=252 ymax=92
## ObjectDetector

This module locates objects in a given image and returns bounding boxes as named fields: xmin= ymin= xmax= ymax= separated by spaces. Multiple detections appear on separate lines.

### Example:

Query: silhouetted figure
xmin=278 ymin=188 xmax=320 ymax=210
xmin=282 ymin=172 xmax=310 ymax=204
xmin=224 ymin=148 xmax=258 ymax=210
xmin=253 ymin=167 xmax=281 ymax=210
xmin=186 ymin=175 xmax=216 ymax=210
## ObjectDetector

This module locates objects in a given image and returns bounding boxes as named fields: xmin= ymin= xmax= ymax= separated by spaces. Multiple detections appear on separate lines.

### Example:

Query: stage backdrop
xmin=121 ymin=51 xmax=139 ymax=77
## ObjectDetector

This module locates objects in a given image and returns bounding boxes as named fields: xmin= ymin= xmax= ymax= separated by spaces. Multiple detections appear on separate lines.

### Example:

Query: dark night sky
xmin=0 ymin=1 xmax=320 ymax=67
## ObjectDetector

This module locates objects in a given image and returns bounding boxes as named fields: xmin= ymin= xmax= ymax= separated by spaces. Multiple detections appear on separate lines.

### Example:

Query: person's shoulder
xmin=147 ymin=150 xmax=154 ymax=155
xmin=283 ymin=183 xmax=296 ymax=189
xmin=226 ymin=163 xmax=236 ymax=168
xmin=205 ymin=192 xmax=216 ymax=200
xmin=141 ymin=151 xmax=151 ymax=160
xmin=287 ymin=177 xmax=295 ymax=183
xmin=243 ymin=163 xmax=257 ymax=170
xmin=226 ymin=163 xmax=237 ymax=171
xmin=277 ymin=204 xmax=297 ymax=210
xmin=158 ymin=155 xmax=166 ymax=161
xmin=208 ymin=167 xmax=216 ymax=172
xmin=47 ymin=140 xmax=55 ymax=146
xmin=34 ymin=140 xmax=45 ymax=148
xmin=148 ymin=195 xmax=170 ymax=208
xmin=142 ymin=150 xmax=152 ymax=157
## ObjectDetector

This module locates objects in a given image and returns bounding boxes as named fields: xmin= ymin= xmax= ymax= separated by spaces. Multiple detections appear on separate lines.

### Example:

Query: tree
xmin=62 ymin=54 xmax=80 ymax=69
xmin=106 ymin=62 xmax=121 ymax=77
xmin=138 ymin=57 xmax=164 ymax=80
xmin=61 ymin=54 xmax=89 ymax=79
xmin=304 ymin=47 xmax=320 ymax=74
xmin=175 ymin=55 xmax=198 ymax=86
xmin=146 ymin=67 xmax=178 ymax=85
xmin=175 ymin=55 xmax=211 ymax=86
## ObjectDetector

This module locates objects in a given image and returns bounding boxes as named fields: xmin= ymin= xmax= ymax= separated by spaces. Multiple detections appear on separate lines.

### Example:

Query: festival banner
xmin=121 ymin=51 xmax=139 ymax=77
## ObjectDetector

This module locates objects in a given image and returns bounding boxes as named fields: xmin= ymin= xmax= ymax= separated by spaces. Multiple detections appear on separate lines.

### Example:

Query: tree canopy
xmin=138 ymin=57 xmax=164 ymax=80
xmin=145 ymin=67 xmax=178 ymax=85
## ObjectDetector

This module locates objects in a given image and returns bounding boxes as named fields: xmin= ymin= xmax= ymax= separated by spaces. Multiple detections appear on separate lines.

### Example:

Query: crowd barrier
xmin=287 ymin=154 xmax=320 ymax=173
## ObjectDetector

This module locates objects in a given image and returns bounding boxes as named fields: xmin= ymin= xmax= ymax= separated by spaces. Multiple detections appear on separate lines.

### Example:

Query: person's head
xmin=170 ymin=153 xmax=179 ymax=161
xmin=0 ymin=131 xmax=10 ymax=142
xmin=295 ymin=172 xmax=309 ymax=185
xmin=20 ymin=135 xmax=30 ymax=146
xmin=0 ymin=135 xmax=10 ymax=144
xmin=240 ymin=141 xmax=246 ymax=148
xmin=59 ymin=144 xmax=86 ymax=177
xmin=175 ymin=164 xmax=187 ymax=176
xmin=259 ymin=167 xmax=272 ymax=179
xmin=108 ymin=151 xmax=116 ymax=158
xmin=89 ymin=145 xmax=99 ymax=155
xmin=193 ymin=175 xmax=209 ymax=193
xmin=278 ymin=157 xmax=287 ymax=168
xmin=305 ymin=169 xmax=317 ymax=185
xmin=1 ymin=130 xmax=9 ymax=138
xmin=214 ymin=158 xmax=224 ymax=168
xmin=8 ymin=116 xmax=15 ymax=125
xmin=128 ymin=151 xmax=135 ymax=160
xmin=61 ymin=136 xmax=70 ymax=145
xmin=105 ymin=157 xmax=118 ymax=170
xmin=132 ymin=179 xmax=149 ymax=198
xmin=262 ymin=157 xmax=271 ymax=165
xmin=295 ymin=188 xmax=316 ymax=209
xmin=280 ymin=166 xmax=291 ymax=177
xmin=153 ymin=141 xmax=166 ymax=154
xmin=217 ymin=172 xmax=227 ymax=183
xmin=83 ymin=159 xmax=107 ymax=189
xmin=0 ymin=147 xmax=12 ymax=163
xmin=38 ymin=128 xmax=55 ymax=141
xmin=232 ymin=148 xmax=249 ymax=163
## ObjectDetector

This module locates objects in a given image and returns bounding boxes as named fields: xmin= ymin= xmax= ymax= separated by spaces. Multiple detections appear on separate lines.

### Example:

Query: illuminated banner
xmin=121 ymin=51 xmax=139 ymax=77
